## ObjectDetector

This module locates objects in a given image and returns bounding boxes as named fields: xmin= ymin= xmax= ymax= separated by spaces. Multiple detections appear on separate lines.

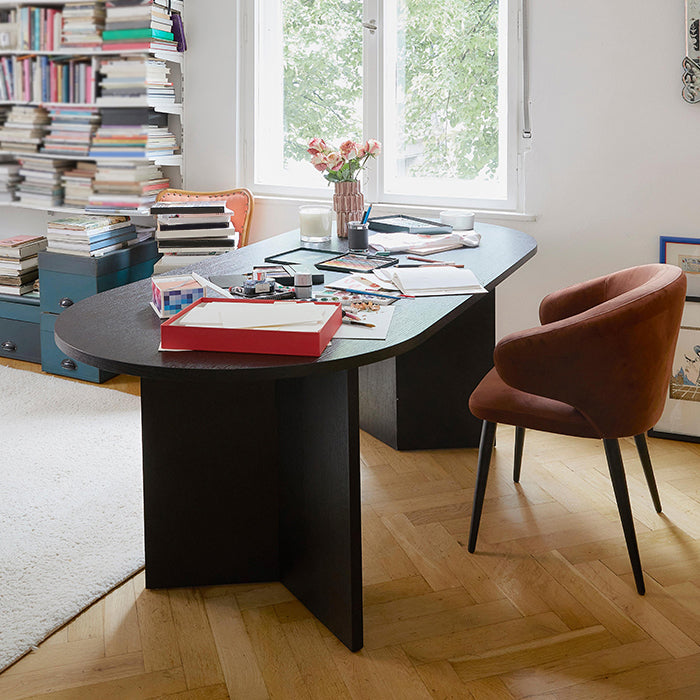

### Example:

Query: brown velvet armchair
xmin=467 ymin=264 xmax=687 ymax=594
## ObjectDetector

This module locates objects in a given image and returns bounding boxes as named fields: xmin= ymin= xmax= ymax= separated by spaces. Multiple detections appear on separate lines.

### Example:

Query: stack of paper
xmin=369 ymin=230 xmax=481 ymax=255
xmin=375 ymin=266 xmax=487 ymax=296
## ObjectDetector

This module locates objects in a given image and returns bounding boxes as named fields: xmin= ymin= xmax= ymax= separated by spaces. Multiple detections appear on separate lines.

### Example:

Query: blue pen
xmin=362 ymin=204 xmax=372 ymax=224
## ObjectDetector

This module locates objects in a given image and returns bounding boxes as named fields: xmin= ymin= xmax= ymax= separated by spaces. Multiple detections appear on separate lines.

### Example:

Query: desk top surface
xmin=54 ymin=223 xmax=536 ymax=381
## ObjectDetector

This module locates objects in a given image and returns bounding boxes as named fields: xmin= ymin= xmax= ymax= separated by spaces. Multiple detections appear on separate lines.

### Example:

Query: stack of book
xmin=41 ymin=106 xmax=100 ymax=157
xmin=152 ymin=200 xmax=238 ymax=268
xmin=45 ymin=215 xmax=137 ymax=257
xmin=103 ymin=0 xmax=178 ymax=53
xmin=0 ymin=105 xmax=49 ymax=153
xmin=90 ymin=122 xmax=177 ymax=159
xmin=0 ymin=156 xmax=20 ymax=204
xmin=62 ymin=162 xmax=97 ymax=207
xmin=61 ymin=1 xmax=105 ymax=48
xmin=16 ymin=157 xmax=72 ymax=208
xmin=96 ymin=57 xmax=175 ymax=107
xmin=87 ymin=161 xmax=169 ymax=212
xmin=0 ymin=234 xmax=48 ymax=295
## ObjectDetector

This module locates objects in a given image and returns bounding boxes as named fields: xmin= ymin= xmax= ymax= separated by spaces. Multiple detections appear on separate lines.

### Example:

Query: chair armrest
xmin=539 ymin=274 xmax=609 ymax=324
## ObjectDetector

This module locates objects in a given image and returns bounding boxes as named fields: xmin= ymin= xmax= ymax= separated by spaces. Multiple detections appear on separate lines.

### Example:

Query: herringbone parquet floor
xmin=1 ymin=358 xmax=699 ymax=699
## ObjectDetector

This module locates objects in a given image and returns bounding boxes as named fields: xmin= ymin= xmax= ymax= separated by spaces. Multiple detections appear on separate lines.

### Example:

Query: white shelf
xmin=0 ymin=149 xmax=182 ymax=167
xmin=0 ymin=0 xmax=183 ymax=10
xmin=0 ymin=48 xmax=183 ymax=64
xmin=5 ymin=200 xmax=154 ymax=217
xmin=0 ymin=100 xmax=182 ymax=115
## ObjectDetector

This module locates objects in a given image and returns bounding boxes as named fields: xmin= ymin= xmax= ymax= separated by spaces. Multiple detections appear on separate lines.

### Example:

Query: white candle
xmin=299 ymin=205 xmax=332 ymax=241
xmin=440 ymin=210 xmax=475 ymax=231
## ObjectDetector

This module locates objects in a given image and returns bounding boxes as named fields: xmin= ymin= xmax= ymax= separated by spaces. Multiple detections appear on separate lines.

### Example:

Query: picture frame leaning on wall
xmin=649 ymin=237 xmax=700 ymax=441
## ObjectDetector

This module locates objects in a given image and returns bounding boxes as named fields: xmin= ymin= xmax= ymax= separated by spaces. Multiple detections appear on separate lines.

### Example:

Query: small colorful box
xmin=151 ymin=275 xmax=206 ymax=318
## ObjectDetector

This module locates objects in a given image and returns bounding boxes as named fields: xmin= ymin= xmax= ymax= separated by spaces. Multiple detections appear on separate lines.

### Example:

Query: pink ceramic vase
xmin=333 ymin=180 xmax=364 ymax=239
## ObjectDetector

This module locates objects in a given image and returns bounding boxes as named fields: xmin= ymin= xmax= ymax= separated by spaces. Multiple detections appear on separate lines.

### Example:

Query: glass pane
xmin=256 ymin=0 xmax=363 ymax=188
xmin=384 ymin=0 xmax=506 ymax=200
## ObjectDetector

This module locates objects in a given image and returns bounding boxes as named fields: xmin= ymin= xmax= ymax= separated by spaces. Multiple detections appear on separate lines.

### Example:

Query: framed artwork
xmin=649 ymin=301 xmax=700 ymax=442
xmin=659 ymin=236 xmax=700 ymax=300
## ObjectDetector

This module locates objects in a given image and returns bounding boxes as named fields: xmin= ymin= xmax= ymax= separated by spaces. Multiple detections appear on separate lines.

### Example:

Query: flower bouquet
xmin=307 ymin=138 xmax=381 ymax=237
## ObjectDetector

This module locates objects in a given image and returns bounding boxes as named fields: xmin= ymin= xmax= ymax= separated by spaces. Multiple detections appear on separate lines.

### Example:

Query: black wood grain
xmin=54 ymin=224 xmax=536 ymax=381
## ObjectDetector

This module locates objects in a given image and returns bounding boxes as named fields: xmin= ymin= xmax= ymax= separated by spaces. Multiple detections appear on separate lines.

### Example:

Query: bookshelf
xmin=0 ymin=0 xmax=185 ymax=217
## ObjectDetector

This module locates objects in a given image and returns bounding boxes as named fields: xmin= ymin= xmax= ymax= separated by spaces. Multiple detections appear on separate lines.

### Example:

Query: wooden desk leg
xmin=276 ymin=368 xmax=363 ymax=652
xmin=140 ymin=377 xmax=280 ymax=588
xmin=359 ymin=291 xmax=495 ymax=450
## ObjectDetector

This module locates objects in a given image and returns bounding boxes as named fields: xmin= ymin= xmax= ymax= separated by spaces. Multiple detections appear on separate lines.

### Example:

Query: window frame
xmin=239 ymin=0 xmax=523 ymax=212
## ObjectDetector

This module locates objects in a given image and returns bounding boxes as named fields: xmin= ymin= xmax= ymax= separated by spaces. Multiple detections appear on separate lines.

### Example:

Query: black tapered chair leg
xmin=468 ymin=420 xmax=497 ymax=553
xmin=634 ymin=433 xmax=662 ymax=513
xmin=513 ymin=426 xmax=525 ymax=482
xmin=603 ymin=438 xmax=646 ymax=595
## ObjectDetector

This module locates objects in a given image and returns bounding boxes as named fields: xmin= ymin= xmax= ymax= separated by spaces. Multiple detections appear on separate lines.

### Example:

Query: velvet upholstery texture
xmin=156 ymin=188 xmax=255 ymax=248
xmin=469 ymin=264 xmax=687 ymax=439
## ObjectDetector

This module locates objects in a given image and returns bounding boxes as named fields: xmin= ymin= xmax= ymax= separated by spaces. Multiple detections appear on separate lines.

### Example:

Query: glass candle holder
xmin=347 ymin=221 xmax=369 ymax=253
xmin=299 ymin=205 xmax=332 ymax=243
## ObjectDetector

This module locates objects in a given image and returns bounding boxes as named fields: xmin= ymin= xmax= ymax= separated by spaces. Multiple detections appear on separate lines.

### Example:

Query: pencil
xmin=325 ymin=285 xmax=407 ymax=300
xmin=406 ymin=255 xmax=464 ymax=268
xmin=342 ymin=318 xmax=376 ymax=328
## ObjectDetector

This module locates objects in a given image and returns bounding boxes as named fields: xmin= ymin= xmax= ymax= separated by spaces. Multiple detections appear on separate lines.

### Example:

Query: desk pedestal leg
xmin=140 ymin=377 xmax=280 ymax=588
xmin=359 ymin=292 xmax=495 ymax=449
xmin=276 ymin=368 xmax=363 ymax=652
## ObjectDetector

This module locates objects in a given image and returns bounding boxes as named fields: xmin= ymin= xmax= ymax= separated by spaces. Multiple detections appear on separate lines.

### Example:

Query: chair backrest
xmin=496 ymin=264 xmax=687 ymax=438
xmin=155 ymin=188 xmax=255 ymax=247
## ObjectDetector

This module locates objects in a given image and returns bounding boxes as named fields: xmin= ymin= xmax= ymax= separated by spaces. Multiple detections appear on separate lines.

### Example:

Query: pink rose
xmin=310 ymin=153 xmax=328 ymax=172
xmin=307 ymin=137 xmax=327 ymax=156
xmin=326 ymin=152 xmax=344 ymax=171
xmin=339 ymin=140 xmax=359 ymax=160
xmin=363 ymin=139 xmax=381 ymax=156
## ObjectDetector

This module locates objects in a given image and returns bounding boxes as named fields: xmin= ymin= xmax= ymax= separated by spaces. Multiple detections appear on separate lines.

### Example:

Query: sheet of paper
xmin=171 ymin=301 xmax=332 ymax=331
xmin=333 ymin=306 xmax=395 ymax=340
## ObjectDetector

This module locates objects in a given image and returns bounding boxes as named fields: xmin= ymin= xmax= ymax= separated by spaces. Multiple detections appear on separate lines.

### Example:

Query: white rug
xmin=0 ymin=365 xmax=144 ymax=671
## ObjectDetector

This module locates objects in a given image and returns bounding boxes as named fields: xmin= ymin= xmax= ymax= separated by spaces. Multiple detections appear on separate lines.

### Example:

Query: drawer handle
xmin=1 ymin=340 xmax=16 ymax=352
xmin=60 ymin=359 xmax=77 ymax=371
xmin=59 ymin=297 xmax=74 ymax=308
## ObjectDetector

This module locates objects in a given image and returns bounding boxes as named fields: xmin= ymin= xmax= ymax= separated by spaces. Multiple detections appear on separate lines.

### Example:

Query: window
xmin=246 ymin=0 xmax=519 ymax=210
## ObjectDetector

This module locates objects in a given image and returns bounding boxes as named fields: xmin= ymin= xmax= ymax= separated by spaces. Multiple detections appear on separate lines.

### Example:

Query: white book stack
xmin=87 ymin=161 xmax=169 ymax=212
xmin=97 ymin=57 xmax=175 ymax=107
xmin=0 ymin=156 xmax=20 ymax=204
xmin=62 ymin=1 xmax=106 ymax=48
xmin=0 ymin=105 xmax=49 ymax=154
xmin=90 ymin=123 xmax=177 ymax=158
xmin=41 ymin=106 xmax=101 ymax=158
xmin=16 ymin=157 xmax=72 ymax=208
xmin=62 ymin=161 xmax=98 ymax=207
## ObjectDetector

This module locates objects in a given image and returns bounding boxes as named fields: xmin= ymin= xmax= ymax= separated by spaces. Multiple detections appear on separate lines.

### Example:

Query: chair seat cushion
xmin=469 ymin=368 xmax=599 ymax=439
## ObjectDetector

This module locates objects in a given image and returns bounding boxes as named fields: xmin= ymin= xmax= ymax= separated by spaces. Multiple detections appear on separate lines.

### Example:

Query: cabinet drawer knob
xmin=1 ymin=340 xmax=16 ymax=352
xmin=60 ymin=358 xmax=77 ymax=371
xmin=59 ymin=297 xmax=74 ymax=308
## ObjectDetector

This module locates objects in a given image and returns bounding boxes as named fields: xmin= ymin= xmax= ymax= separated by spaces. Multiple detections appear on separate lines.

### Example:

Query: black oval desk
xmin=55 ymin=223 xmax=536 ymax=651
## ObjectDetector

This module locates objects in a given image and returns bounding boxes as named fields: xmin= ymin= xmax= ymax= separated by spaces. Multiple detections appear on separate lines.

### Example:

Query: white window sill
xmin=254 ymin=195 xmax=537 ymax=223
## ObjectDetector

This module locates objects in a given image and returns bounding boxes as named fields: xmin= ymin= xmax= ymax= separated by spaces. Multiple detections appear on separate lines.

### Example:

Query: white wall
xmin=503 ymin=0 xmax=699 ymax=335
xmin=185 ymin=1 xmax=700 ymax=338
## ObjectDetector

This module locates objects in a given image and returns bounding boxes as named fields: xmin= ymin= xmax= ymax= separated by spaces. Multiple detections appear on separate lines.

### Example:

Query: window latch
xmin=362 ymin=20 xmax=378 ymax=34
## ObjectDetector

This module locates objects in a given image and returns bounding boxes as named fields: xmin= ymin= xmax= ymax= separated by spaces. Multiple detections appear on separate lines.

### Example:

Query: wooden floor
xmin=1 ymin=358 xmax=700 ymax=699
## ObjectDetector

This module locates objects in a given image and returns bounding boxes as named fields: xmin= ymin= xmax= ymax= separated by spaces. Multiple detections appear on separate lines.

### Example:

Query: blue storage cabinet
xmin=0 ymin=293 xmax=41 ymax=363
xmin=39 ymin=240 xmax=159 ymax=382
